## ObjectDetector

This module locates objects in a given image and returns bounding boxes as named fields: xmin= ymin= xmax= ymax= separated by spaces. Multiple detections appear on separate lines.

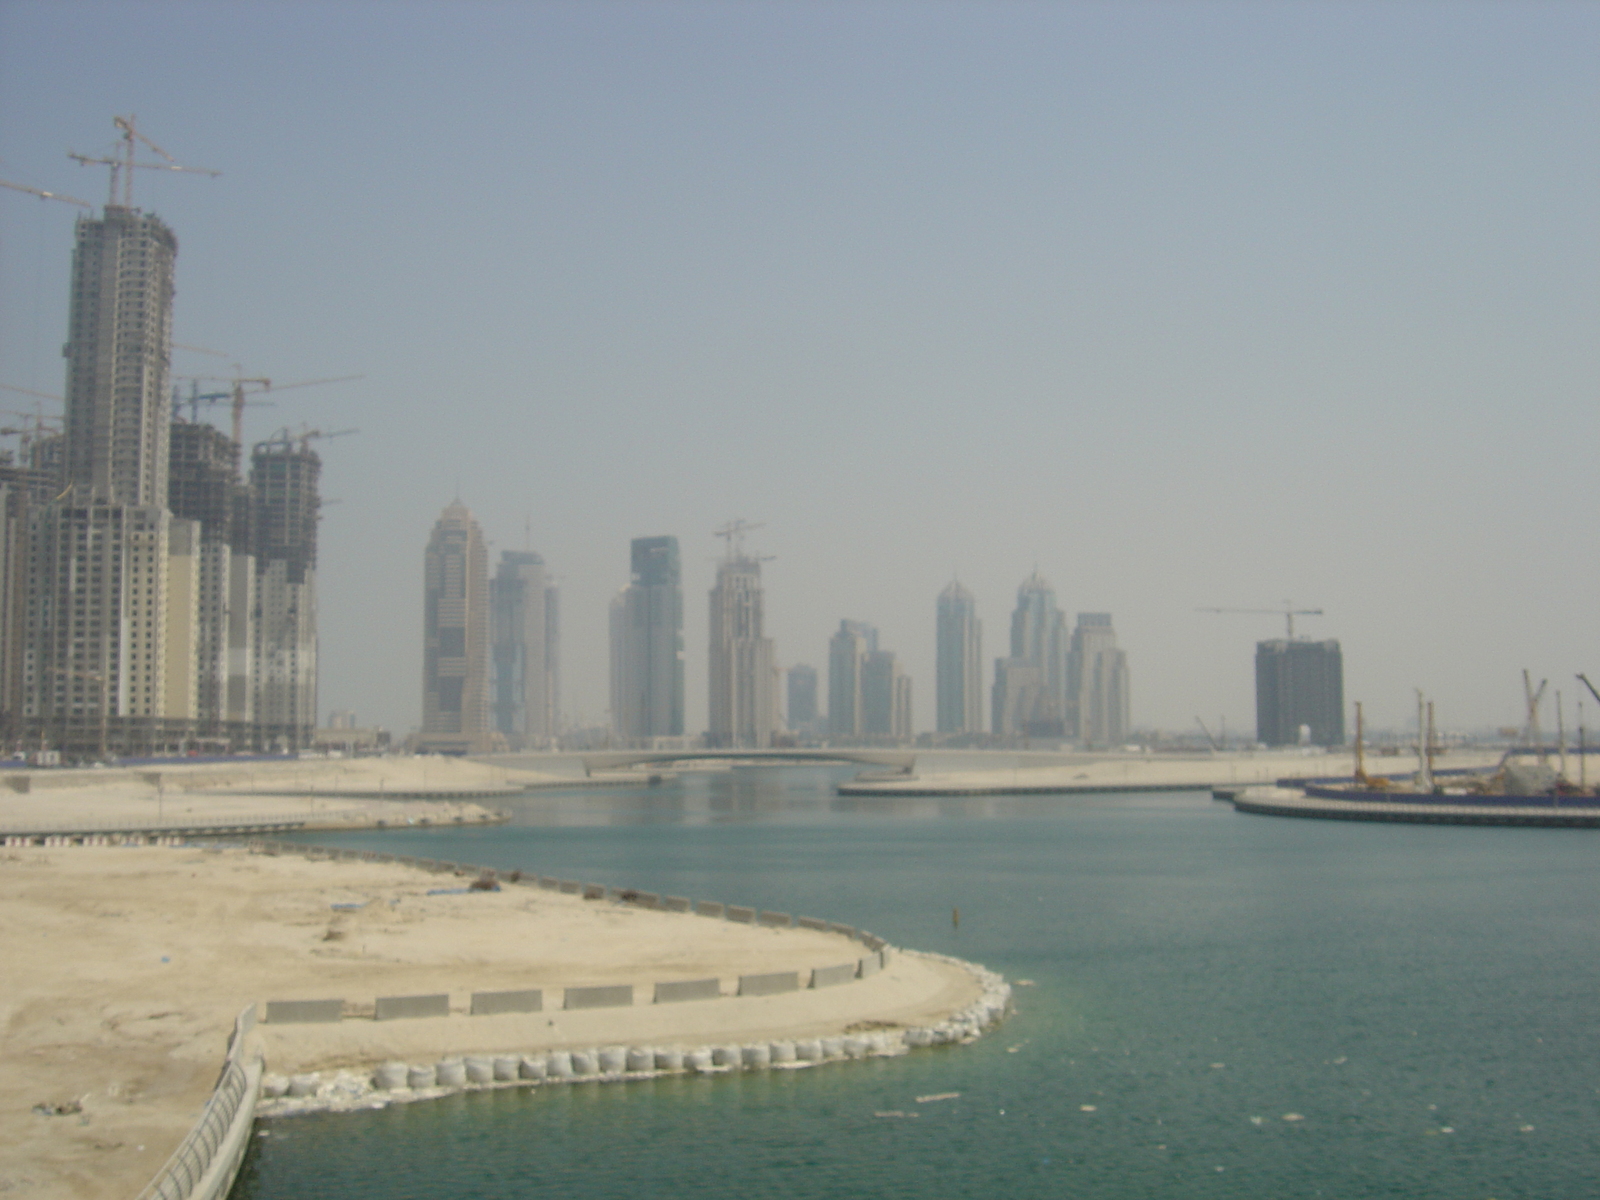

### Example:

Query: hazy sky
xmin=2 ymin=1 xmax=1595 ymax=739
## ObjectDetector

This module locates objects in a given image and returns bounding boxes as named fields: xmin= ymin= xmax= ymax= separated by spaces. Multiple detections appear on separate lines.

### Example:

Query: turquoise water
xmin=233 ymin=767 xmax=1600 ymax=1198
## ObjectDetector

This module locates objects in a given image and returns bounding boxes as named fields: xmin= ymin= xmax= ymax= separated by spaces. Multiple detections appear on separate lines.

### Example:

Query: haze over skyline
xmin=2 ymin=2 xmax=1595 ymax=739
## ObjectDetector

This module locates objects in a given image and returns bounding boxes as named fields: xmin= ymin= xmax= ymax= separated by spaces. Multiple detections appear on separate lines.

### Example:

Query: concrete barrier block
xmin=726 ymin=905 xmax=756 ymax=924
xmin=564 ymin=984 xmax=633 ymax=1010
xmin=737 ymin=970 xmax=800 ymax=997
xmin=538 ymin=877 xmax=560 ymax=891
xmin=493 ymin=1055 xmax=521 ymax=1081
xmin=582 ymin=883 xmax=605 ymax=900
xmin=469 ymin=988 xmax=542 ymax=1016
xmin=796 ymin=916 xmax=828 ymax=931
xmin=759 ymin=910 xmax=791 ymax=928
xmin=663 ymin=896 xmax=691 ymax=913
xmin=407 ymin=1064 xmax=437 ymax=1088
xmin=696 ymin=901 xmax=724 ymax=918
xmin=655 ymin=1047 xmax=685 ymax=1071
xmin=559 ymin=880 xmax=582 ymax=894
xmin=827 ymin=922 xmax=856 ymax=938
xmin=464 ymin=1056 xmax=494 ymax=1083
xmin=810 ymin=962 xmax=857 ymax=989
xmin=625 ymin=1047 xmax=655 ymax=1072
xmin=858 ymin=954 xmax=881 ymax=979
xmin=634 ymin=892 xmax=660 ymax=909
xmin=436 ymin=1059 xmax=467 ymax=1086
xmin=653 ymin=977 xmax=720 ymax=1004
xmin=597 ymin=1046 xmax=627 ymax=1074
xmin=374 ymin=993 xmax=450 ymax=1021
xmin=263 ymin=999 xmax=343 ymax=1024
xmin=372 ymin=1062 xmax=408 ymax=1090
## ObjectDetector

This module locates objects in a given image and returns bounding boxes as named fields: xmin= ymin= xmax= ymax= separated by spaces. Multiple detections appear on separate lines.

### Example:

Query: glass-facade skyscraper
xmin=610 ymin=535 xmax=683 ymax=742
xmin=936 ymin=580 xmax=982 ymax=735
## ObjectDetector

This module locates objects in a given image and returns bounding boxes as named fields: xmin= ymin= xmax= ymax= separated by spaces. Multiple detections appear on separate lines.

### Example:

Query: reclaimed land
xmin=0 ymin=843 xmax=982 ymax=1200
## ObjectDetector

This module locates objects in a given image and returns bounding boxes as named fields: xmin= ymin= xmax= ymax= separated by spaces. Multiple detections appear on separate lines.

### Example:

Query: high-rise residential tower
xmin=827 ymin=619 xmax=878 ymax=741
xmin=1256 ymin=639 xmax=1344 ymax=747
xmin=862 ymin=649 xmax=913 ymax=742
xmin=992 ymin=572 xmax=1067 ymax=741
xmin=419 ymin=501 xmax=492 ymax=754
xmin=936 ymin=581 xmax=982 ymax=736
xmin=167 ymin=421 xmax=248 ymax=733
xmin=491 ymin=550 xmax=558 ymax=749
xmin=707 ymin=543 xmax=776 ymax=749
xmin=786 ymin=664 xmax=818 ymax=734
xmin=23 ymin=207 xmax=184 ymax=757
xmin=250 ymin=435 xmax=321 ymax=749
xmin=610 ymin=536 xmax=683 ymax=743
xmin=1067 ymin=613 xmax=1130 ymax=748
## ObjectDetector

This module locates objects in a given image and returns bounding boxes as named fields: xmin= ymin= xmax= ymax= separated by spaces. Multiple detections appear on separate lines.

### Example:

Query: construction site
xmin=0 ymin=117 xmax=359 ymax=761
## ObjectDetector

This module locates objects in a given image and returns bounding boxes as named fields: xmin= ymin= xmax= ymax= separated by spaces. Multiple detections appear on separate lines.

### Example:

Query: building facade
xmin=419 ymin=501 xmax=492 ymax=754
xmin=1256 ymin=638 xmax=1345 ymax=747
xmin=936 ymin=580 xmax=982 ymax=736
xmin=992 ymin=572 xmax=1068 ymax=741
xmin=827 ymin=619 xmax=878 ymax=741
xmin=1067 ymin=612 xmax=1129 ymax=748
xmin=862 ymin=649 xmax=912 ymax=742
xmin=786 ymin=664 xmax=818 ymax=734
xmin=21 ymin=207 xmax=189 ymax=757
xmin=249 ymin=436 xmax=321 ymax=749
xmin=491 ymin=550 xmax=558 ymax=748
xmin=609 ymin=535 xmax=683 ymax=744
xmin=707 ymin=553 xmax=776 ymax=748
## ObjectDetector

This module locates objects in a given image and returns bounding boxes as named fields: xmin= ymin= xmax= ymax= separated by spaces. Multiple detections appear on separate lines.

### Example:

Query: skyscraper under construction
xmin=22 ymin=205 xmax=187 ymax=756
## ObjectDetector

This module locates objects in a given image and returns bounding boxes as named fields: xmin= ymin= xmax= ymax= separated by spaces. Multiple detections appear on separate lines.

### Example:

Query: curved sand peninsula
xmin=1 ymin=842 xmax=997 ymax=1200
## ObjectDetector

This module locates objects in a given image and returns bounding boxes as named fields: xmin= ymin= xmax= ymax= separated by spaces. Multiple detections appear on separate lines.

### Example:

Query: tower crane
xmin=252 ymin=426 xmax=359 ymax=455
xmin=179 ymin=373 xmax=361 ymax=446
xmin=713 ymin=519 xmax=766 ymax=559
xmin=1197 ymin=601 xmax=1324 ymax=640
xmin=0 ymin=179 xmax=93 ymax=209
xmin=68 ymin=115 xmax=219 ymax=209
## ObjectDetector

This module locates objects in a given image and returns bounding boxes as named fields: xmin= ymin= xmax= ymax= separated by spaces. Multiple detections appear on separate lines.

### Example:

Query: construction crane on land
xmin=0 ymin=383 xmax=64 ymax=404
xmin=1197 ymin=601 xmax=1325 ymax=640
xmin=68 ymin=115 xmax=219 ymax=209
xmin=178 ymin=373 xmax=361 ymax=447
xmin=1523 ymin=669 xmax=1548 ymax=763
xmin=713 ymin=519 xmax=766 ymax=560
xmin=171 ymin=381 xmax=273 ymax=427
xmin=253 ymin=426 xmax=359 ymax=456
xmin=0 ymin=179 xmax=93 ymax=209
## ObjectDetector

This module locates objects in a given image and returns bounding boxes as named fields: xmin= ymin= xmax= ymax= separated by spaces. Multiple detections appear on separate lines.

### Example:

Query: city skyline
xmin=1 ymin=5 xmax=1594 ymax=740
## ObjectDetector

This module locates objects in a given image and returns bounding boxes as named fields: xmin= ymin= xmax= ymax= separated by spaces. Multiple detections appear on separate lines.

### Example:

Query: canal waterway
xmin=233 ymin=765 xmax=1600 ymax=1198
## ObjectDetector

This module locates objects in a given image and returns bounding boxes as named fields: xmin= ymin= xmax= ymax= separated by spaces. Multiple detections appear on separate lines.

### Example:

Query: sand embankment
xmin=1 ymin=844 xmax=983 ymax=1200
xmin=0 ymin=755 xmax=606 ymax=837
xmin=836 ymin=748 xmax=1506 ymax=795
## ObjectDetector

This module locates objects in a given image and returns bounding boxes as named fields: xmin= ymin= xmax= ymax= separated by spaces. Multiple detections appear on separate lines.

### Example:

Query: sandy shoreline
xmin=1 ymin=841 xmax=997 ymax=1200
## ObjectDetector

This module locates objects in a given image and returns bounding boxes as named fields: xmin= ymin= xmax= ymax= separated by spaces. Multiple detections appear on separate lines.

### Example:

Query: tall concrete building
xmin=936 ymin=580 xmax=982 ymax=736
xmin=419 ymin=501 xmax=492 ymax=754
xmin=22 ymin=206 xmax=186 ymax=757
xmin=491 ymin=550 xmax=558 ymax=748
xmin=1256 ymin=639 xmax=1344 ymax=747
xmin=992 ymin=572 xmax=1067 ymax=741
xmin=610 ymin=536 xmax=683 ymax=744
xmin=786 ymin=664 xmax=818 ymax=734
xmin=167 ymin=421 xmax=251 ymax=736
xmin=862 ymin=649 xmax=913 ymax=742
xmin=827 ymin=619 xmax=878 ymax=741
xmin=249 ymin=436 xmax=321 ymax=749
xmin=1067 ymin=613 xmax=1130 ymax=748
xmin=707 ymin=550 xmax=776 ymax=748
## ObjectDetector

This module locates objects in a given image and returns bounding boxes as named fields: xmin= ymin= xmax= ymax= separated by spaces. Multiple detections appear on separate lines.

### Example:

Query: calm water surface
xmin=233 ymin=766 xmax=1600 ymax=1199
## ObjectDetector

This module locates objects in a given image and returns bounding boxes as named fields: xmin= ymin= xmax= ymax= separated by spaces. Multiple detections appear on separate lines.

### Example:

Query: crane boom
xmin=1197 ymin=602 xmax=1324 ymax=639
xmin=0 ymin=179 xmax=93 ymax=209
